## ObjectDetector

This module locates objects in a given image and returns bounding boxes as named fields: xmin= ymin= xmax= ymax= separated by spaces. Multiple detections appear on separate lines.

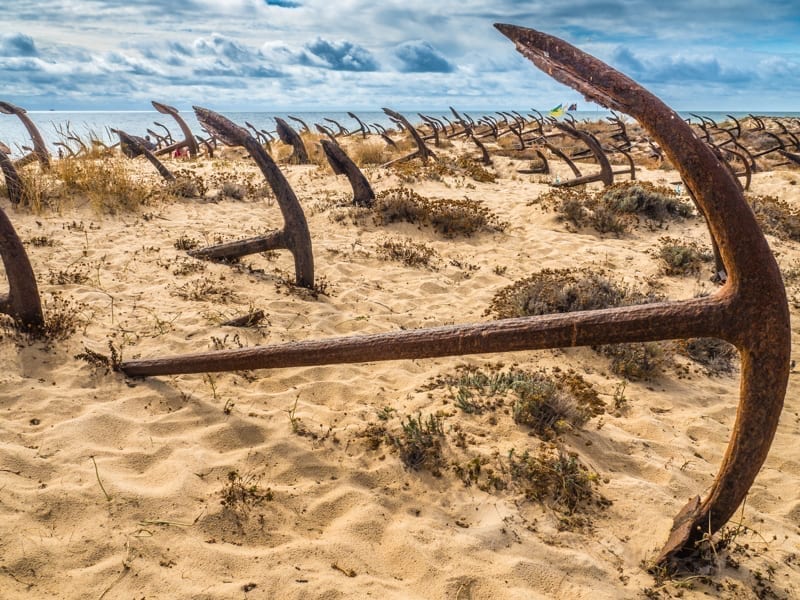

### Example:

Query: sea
xmin=1 ymin=109 xmax=799 ymax=156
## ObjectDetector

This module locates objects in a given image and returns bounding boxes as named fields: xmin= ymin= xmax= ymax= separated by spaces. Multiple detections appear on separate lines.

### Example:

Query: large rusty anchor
xmin=120 ymin=26 xmax=790 ymax=565
xmin=0 ymin=198 xmax=44 ymax=330
xmin=0 ymin=143 xmax=44 ymax=328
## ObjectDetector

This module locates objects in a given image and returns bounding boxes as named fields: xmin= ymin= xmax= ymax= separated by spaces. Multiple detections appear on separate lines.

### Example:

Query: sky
xmin=1 ymin=0 xmax=798 ymax=112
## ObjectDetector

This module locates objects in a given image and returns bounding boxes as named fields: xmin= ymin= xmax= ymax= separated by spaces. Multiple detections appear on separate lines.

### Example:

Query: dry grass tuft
xmin=374 ymin=186 xmax=507 ymax=237
xmin=443 ymin=365 xmax=602 ymax=438
xmin=486 ymin=268 xmax=661 ymax=320
xmin=173 ymin=276 xmax=238 ymax=303
xmin=220 ymin=470 xmax=273 ymax=518
xmin=747 ymin=193 xmax=800 ymax=241
xmin=349 ymin=139 xmax=388 ymax=166
xmin=537 ymin=182 xmax=693 ymax=235
xmin=4 ymin=165 xmax=60 ymax=212
xmin=53 ymin=156 xmax=153 ymax=213
xmin=376 ymin=237 xmax=440 ymax=269
xmin=596 ymin=342 xmax=668 ymax=381
xmin=1 ymin=292 xmax=90 ymax=342
xmin=506 ymin=444 xmax=602 ymax=518
xmin=655 ymin=236 xmax=713 ymax=276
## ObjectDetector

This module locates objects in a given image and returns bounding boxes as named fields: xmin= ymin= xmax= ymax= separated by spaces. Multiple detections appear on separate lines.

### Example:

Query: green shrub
xmin=350 ymin=139 xmax=387 ymax=166
xmin=444 ymin=365 xmax=602 ymax=437
xmin=507 ymin=445 xmax=599 ymax=515
xmin=676 ymin=338 xmax=738 ymax=375
xmin=376 ymin=237 xmax=439 ymax=268
xmin=455 ymin=154 xmax=496 ymax=183
xmin=536 ymin=182 xmax=693 ymax=235
xmin=656 ymin=236 xmax=712 ymax=275
xmin=597 ymin=342 xmax=667 ymax=381
xmin=374 ymin=187 xmax=507 ymax=237
xmin=373 ymin=187 xmax=430 ymax=224
xmin=486 ymin=268 xmax=661 ymax=320
xmin=394 ymin=413 xmax=446 ymax=474
xmin=601 ymin=182 xmax=693 ymax=222
xmin=747 ymin=193 xmax=800 ymax=241
xmin=511 ymin=374 xmax=588 ymax=436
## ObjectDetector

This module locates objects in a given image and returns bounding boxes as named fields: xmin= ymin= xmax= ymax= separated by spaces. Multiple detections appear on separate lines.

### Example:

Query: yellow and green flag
xmin=548 ymin=103 xmax=565 ymax=118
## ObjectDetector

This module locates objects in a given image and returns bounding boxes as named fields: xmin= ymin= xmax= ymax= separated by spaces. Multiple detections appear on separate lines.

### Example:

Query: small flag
xmin=548 ymin=103 xmax=565 ymax=118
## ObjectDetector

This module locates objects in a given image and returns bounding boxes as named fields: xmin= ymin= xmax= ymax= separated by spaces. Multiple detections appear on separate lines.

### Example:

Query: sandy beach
xmin=1 ymin=125 xmax=799 ymax=599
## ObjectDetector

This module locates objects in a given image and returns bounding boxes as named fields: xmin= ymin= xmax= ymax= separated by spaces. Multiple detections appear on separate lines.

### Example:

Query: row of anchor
xmin=109 ymin=104 xmax=800 ymax=191
xmin=2 ymin=98 xmax=799 ymax=332
xmin=5 ymin=97 xmax=798 ymax=198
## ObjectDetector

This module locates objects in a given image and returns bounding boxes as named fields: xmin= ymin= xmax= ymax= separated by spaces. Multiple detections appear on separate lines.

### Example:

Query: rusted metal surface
xmin=275 ymin=117 xmax=310 ymax=164
xmin=538 ymin=138 xmax=582 ymax=178
xmin=373 ymin=123 xmax=398 ymax=148
xmin=710 ymin=142 xmax=751 ymax=191
xmin=692 ymin=113 xmax=800 ymax=176
xmin=607 ymin=111 xmax=632 ymax=149
xmin=315 ymin=123 xmax=337 ymax=144
xmin=448 ymin=107 xmax=470 ymax=135
xmin=245 ymin=122 xmax=269 ymax=146
xmin=418 ymin=114 xmax=441 ymax=146
xmin=726 ymin=114 xmax=742 ymax=138
xmin=468 ymin=128 xmax=492 ymax=165
xmin=118 ymin=27 xmax=790 ymax=566
xmin=151 ymin=101 xmax=199 ymax=158
xmin=188 ymin=107 xmax=314 ymax=288
xmin=476 ymin=116 xmax=498 ymax=139
xmin=780 ymin=149 xmax=800 ymax=165
xmin=773 ymin=119 xmax=800 ymax=150
xmin=0 ymin=202 xmax=44 ymax=330
xmin=320 ymin=140 xmax=375 ymax=208
xmin=152 ymin=121 xmax=174 ymax=145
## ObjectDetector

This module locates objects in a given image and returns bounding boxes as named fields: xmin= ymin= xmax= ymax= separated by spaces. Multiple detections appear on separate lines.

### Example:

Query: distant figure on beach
xmin=143 ymin=135 xmax=156 ymax=151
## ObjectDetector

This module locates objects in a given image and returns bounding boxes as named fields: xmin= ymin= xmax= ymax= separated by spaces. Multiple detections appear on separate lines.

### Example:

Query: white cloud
xmin=0 ymin=1 xmax=798 ymax=110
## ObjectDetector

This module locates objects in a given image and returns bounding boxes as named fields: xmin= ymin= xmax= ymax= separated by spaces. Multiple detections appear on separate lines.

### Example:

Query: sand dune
xmin=1 ymin=140 xmax=799 ymax=599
